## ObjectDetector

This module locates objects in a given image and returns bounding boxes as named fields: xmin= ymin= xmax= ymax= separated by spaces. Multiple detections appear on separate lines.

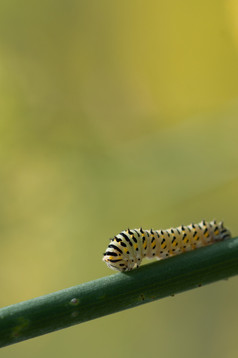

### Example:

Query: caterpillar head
xmin=103 ymin=238 xmax=138 ymax=271
xmin=102 ymin=256 xmax=126 ymax=272
xmin=102 ymin=252 xmax=129 ymax=271
xmin=212 ymin=220 xmax=231 ymax=241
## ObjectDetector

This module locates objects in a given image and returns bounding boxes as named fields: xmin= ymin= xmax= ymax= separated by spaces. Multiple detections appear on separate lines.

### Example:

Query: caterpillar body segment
xmin=103 ymin=220 xmax=231 ymax=272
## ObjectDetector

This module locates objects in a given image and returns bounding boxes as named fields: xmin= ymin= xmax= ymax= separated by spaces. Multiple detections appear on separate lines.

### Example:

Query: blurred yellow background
xmin=1 ymin=1 xmax=238 ymax=357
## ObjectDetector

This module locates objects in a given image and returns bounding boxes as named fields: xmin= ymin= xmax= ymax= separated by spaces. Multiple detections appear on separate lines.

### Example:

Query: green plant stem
xmin=1 ymin=237 xmax=238 ymax=348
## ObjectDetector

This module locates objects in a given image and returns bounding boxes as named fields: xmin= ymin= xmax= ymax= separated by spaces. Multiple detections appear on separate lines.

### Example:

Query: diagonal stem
xmin=1 ymin=237 xmax=238 ymax=348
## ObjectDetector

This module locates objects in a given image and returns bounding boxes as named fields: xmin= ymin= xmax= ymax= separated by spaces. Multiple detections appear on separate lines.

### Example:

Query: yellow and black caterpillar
xmin=103 ymin=220 xmax=231 ymax=271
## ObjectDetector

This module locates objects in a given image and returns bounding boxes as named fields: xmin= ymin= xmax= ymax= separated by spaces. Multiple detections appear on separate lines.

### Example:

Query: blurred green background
xmin=1 ymin=0 xmax=238 ymax=357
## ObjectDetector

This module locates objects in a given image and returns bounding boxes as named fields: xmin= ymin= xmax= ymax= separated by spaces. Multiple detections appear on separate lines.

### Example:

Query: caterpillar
xmin=103 ymin=220 xmax=231 ymax=272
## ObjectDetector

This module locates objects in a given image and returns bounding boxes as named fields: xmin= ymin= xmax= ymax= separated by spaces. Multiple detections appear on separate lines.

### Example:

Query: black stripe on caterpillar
xmin=103 ymin=220 xmax=231 ymax=271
